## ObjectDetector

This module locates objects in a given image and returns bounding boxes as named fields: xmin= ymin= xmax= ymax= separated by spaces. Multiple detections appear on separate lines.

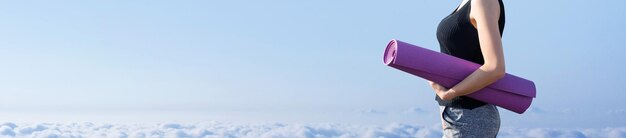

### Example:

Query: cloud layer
xmin=0 ymin=122 xmax=624 ymax=138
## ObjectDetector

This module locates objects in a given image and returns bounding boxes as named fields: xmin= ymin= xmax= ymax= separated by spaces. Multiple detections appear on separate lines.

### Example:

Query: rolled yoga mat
xmin=383 ymin=39 xmax=536 ymax=114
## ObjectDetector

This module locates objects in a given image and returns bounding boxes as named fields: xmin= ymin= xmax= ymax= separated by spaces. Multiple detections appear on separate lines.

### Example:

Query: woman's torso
xmin=435 ymin=0 xmax=505 ymax=109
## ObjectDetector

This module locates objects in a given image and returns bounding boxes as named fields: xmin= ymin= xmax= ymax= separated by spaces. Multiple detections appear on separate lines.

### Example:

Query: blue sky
xmin=1 ymin=0 xmax=625 ymax=129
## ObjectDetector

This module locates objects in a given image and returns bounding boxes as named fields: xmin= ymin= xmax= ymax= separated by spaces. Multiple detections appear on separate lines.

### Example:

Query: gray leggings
xmin=439 ymin=104 xmax=500 ymax=138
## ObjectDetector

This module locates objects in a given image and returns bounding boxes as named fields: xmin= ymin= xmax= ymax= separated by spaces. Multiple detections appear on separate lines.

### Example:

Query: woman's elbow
xmin=493 ymin=68 xmax=505 ymax=80
xmin=492 ymin=66 xmax=506 ymax=80
xmin=482 ymin=64 xmax=506 ymax=80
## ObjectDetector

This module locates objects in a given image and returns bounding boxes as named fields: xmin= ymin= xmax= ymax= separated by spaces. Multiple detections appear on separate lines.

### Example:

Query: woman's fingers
xmin=428 ymin=81 xmax=439 ymax=89
xmin=431 ymin=82 xmax=442 ymax=89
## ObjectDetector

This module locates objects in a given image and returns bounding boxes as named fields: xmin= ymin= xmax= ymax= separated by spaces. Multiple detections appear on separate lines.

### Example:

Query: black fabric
xmin=435 ymin=0 xmax=505 ymax=109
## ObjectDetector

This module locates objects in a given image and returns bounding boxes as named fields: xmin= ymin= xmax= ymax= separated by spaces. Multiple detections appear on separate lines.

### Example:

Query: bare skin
xmin=431 ymin=0 xmax=506 ymax=128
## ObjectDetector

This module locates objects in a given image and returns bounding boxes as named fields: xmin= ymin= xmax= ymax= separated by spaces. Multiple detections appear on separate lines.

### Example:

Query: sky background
xmin=0 ymin=0 xmax=625 ymax=129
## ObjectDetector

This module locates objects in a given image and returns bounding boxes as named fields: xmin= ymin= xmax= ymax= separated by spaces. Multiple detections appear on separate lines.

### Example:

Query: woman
xmin=429 ymin=0 xmax=506 ymax=137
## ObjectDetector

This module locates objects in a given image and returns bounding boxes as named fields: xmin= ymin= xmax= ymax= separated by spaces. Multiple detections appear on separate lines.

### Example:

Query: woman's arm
xmin=432 ymin=0 xmax=505 ymax=100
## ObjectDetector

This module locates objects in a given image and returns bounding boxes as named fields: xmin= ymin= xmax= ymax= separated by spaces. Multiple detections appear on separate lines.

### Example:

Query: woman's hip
xmin=439 ymin=104 xmax=500 ymax=137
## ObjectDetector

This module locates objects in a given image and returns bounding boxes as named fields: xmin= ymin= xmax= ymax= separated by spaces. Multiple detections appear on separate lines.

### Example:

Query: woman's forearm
xmin=439 ymin=65 xmax=505 ymax=100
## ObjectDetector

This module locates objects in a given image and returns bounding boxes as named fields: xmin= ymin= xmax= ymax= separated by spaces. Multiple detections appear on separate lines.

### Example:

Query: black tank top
xmin=435 ymin=0 xmax=505 ymax=109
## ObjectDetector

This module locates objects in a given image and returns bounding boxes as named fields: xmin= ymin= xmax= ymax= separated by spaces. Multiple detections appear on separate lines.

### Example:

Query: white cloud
xmin=498 ymin=127 xmax=626 ymax=138
xmin=0 ymin=126 xmax=15 ymax=137
xmin=358 ymin=108 xmax=386 ymax=115
xmin=0 ymin=122 xmax=624 ymax=138
xmin=403 ymin=107 xmax=428 ymax=114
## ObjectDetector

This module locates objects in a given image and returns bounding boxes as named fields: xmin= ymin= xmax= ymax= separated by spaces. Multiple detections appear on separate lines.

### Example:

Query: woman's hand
xmin=428 ymin=81 xmax=457 ymax=100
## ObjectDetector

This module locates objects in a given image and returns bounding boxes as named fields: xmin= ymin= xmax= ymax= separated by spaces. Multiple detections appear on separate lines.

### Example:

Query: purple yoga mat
xmin=383 ymin=39 xmax=536 ymax=114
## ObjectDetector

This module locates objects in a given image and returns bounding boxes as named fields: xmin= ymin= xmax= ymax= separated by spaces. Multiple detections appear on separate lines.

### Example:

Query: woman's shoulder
xmin=470 ymin=0 xmax=502 ymax=11
xmin=469 ymin=0 xmax=502 ymax=22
